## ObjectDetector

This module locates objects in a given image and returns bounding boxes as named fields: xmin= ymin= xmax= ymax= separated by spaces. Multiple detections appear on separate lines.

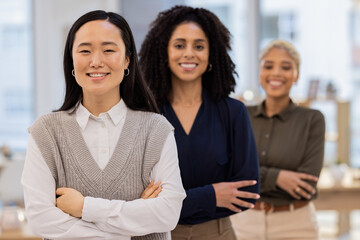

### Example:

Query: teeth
xmin=89 ymin=73 xmax=107 ymax=77
xmin=269 ymin=81 xmax=282 ymax=86
xmin=181 ymin=63 xmax=196 ymax=68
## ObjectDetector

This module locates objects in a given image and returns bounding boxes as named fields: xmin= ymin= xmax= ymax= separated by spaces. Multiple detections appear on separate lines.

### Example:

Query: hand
xmin=56 ymin=188 xmax=84 ymax=218
xmin=141 ymin=180 xmax=162 ymax=199
xmin=212 ymin=180 xmax=260 ymax=212
xmin=276 ymin=170 xmax=318 ymax=200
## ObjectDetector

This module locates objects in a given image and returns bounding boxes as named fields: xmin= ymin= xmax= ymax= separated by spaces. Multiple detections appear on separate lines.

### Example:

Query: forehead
xmin=73 ymin=20 xmax=123 ymax=45
xmin=170 ymin=22 xmax=208 ymax=41
xmin=263 ymin=48 xmax=294 ymax=63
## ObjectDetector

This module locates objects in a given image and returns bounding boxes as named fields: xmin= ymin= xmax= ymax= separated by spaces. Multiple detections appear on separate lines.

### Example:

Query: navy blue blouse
xmin=159 ymin=89 xmax=260 ymax=225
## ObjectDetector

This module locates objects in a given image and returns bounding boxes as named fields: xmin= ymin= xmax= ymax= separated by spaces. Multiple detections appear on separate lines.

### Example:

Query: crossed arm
xmin=56 ymin=181 xmax=162 ymax=218
xmin=22 ymin=133 xmax=185 ymax=239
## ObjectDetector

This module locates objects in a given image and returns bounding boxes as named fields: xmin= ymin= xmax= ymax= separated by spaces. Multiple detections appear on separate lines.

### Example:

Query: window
xmin=0 ymin=0 xmax=33 ymax=151
xmin=260 ymin=0 xmax=359 ymax=167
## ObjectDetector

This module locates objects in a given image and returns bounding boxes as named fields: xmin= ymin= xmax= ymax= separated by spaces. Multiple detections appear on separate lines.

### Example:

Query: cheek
xmin=72 ymin=56 xmax=86 ymax=71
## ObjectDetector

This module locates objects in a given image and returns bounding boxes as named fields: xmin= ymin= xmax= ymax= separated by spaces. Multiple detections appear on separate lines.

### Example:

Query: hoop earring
xmin=72 ymin=69 xmax=75 ymax=77
xmin=124 ymin=68 xmax=130 ymax=76
xmin=207 ymin=64 xmax=212 ymax=72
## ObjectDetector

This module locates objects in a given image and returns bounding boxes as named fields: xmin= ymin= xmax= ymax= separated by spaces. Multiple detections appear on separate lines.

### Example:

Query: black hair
xmin=57 ymin=10 xmax=158 ymax=113
xmin=139 ymin=5 xmax=237 ymax=104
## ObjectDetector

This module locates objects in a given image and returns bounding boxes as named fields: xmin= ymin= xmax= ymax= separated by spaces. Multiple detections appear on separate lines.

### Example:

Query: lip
xmin=179 ymin=62 xmax=198 ymax=71
xmin=267 ymin=79 xmax=284 ymax=89
xmin=86 ymin=72 xmax=110 ymax=81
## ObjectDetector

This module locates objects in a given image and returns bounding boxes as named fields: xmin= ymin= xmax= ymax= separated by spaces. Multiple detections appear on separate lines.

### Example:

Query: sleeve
xmin=22 ymin=134 xmax=127 ymax=240
xmin=81 ymin=132 xmax=186 ymax=236
xmin=260 ymin=166 xmax=280 ymax=192
xmin=180 ymin=101 xmax=260 ymax=220
xmin=259 ymin=110 xmax=325 ymax=193
xmin=226 ymin=102 xmax=260 ymax=211
xmin=297 ymin=111 xmax=325 ymax=188
xmin=179 ymin=184 xmax=217 ymax=219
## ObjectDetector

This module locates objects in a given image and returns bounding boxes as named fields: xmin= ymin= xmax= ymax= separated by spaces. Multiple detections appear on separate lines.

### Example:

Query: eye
xmin=195 ymin=45 xmax=205 ymax=50
xmin=104 ymin=49 xmax=115 ymax=53
xmin=79 ymin=50 xmax=90 ymax=53
xmin=282 ymin=65 xmax=292 ymax=70
xmin=263 ymin=65 xmax=273 ymax=70
xmin=174 ymin=44 xmax=185 ymax=49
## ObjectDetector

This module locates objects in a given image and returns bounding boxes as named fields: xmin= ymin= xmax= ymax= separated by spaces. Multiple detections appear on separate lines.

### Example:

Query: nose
xmin=270 ymin=66 xmax=281 ymax=75
xmin=90 ymin=51 xmax=104 ymax=68
xmin=184 ymin=45 xmax=195 ymax=58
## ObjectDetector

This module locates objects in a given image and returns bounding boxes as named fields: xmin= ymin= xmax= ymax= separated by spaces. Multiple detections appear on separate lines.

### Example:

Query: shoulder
xmin=295 ymin=105 xmax=325 ymax=122
xmin=245 ymin=104 xmax=258 ymax=116
xmin=217 ymin=97 xmax=248 ymax=116
xmin=127 ymin=109 xmax=174 ymax=131
xmin=29 ymin=111 xmax=66 ymax=132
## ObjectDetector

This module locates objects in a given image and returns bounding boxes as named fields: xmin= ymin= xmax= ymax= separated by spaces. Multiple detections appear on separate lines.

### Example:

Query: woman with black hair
xmin=139 ymin=5 xmax=260 ymax=239
xmin=22 ymin=10 xmax=185 ymax=240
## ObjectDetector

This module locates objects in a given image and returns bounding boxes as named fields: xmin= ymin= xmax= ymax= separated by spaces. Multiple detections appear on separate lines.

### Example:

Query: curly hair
xmin=139 ymin=5 xmax=237 ymax=104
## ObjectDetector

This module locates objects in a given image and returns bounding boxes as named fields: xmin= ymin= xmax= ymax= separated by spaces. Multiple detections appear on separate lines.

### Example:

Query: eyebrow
xmin=264 ymin=60 xmax=292 ymax=64
xmin=172 ymin=38 xmax=208 ymax=43
xmin=76 ymin=41 xmax=118 ymax=48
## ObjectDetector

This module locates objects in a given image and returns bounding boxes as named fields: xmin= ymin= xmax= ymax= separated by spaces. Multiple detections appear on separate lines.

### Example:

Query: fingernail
xmin=249 ymin=204 xmax=254 ymax=208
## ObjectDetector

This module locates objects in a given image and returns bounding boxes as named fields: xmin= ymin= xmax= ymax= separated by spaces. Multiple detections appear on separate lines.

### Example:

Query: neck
xmin=82 ymin=93 xmax=121 ymax=117
xmin=264 ymin=96 xmax=290 ymax=117
xmin=169 ymin=79 xmax=202 ymax=107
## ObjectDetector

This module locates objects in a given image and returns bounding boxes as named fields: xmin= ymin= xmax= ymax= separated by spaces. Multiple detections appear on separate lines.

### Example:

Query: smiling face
xmin=167 ymin=22 xmax=209 ymax=85
xmin=259 ymin=47 xmax=299 ymax=100
xmin=72 ymin=20 xmax=129 ymax=102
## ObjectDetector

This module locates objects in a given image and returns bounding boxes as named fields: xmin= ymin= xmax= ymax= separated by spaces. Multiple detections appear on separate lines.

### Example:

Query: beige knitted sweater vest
xmin=30 ymin=108 xmax=173 ymax=240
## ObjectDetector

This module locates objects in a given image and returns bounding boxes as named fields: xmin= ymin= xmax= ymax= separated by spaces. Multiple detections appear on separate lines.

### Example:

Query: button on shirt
xmin=247 ymin=100 xmax=325 ymax=205
xmin=21 ymin=100 xmax=186 ymax=239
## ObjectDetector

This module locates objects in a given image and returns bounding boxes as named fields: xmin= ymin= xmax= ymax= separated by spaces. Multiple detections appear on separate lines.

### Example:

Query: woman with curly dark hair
xmin=139 ymin=5 xmax=260 ymax=239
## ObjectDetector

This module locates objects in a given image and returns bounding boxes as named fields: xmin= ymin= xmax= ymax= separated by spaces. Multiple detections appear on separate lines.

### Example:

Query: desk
xmin=0 ymin=224 xmax=41 ymax=240
xmin=314 ymin=167 xmax=360 ymax=235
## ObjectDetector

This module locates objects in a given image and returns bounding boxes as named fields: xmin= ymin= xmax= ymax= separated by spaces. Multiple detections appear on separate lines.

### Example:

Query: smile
xmin=87 ymin=73 xmax=109 ymax=77
xmin=180 ymin=63 xmax=197 ymax=68
xmin=268 ymin=80 xmax=283 ymax=87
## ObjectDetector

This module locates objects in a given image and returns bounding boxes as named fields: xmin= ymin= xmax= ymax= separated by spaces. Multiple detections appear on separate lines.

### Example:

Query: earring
xmin=124 ymin=68 xmax=130 ymax=76
xmin=207 ymin=64 xmax=212 ymax=72
xmin=72 ymin=69 xmax=75 ymax=77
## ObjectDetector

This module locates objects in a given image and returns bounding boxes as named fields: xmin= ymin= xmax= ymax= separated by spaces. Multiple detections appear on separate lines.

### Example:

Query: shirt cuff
xmin=199 ymin=184 xmax=217 ymax=217
xmin=263 ymin=167 xmax=280 ymax=191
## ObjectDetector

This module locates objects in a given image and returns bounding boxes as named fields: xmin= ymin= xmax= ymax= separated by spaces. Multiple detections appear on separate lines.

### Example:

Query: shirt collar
xmin=75 ymin=100 xmax=126 ymax=130
xmin=253 ymin=99 xmax=296 ymax=121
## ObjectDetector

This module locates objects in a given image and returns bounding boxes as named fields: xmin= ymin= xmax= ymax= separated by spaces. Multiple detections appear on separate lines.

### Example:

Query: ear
xmin=293 ymin=68 xmax=299 ymax=84
xmin=125 ymin=56 xmax=130 ymax=69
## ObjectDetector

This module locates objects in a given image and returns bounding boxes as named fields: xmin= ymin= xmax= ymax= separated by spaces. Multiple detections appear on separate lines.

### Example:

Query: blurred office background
xmin=0 ymin=0 xmax=359 ymax=239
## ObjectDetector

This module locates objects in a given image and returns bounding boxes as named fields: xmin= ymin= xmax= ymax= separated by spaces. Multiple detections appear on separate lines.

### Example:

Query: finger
xmin=227 ymin=204 xmax=242 ymax=213
xmin=289 ymin=188 xmax=301 ymax=200
xmin=299 ymin=181 xmax=316 ymax=195
xmin=146 ymin=180 xmax=154 ymax=189
xmin=56 ymin=188 xmax=68 ymax=195
xmin=235 ymin=191 xmax=260 ymax=200
xmin=298 ymin=173 xmax=318 ymax=182
xmin=232 ymin=198 xmax=255 ymax=209
xmin=142 ymin=181 xmax=154 ymax=197
xmin=142 ymin=182 xmax=161 ymax=198
xmin=294 ymin=186 xmax=311 ymax=199
xmin=233 ymin=180 xmax=257 ymax=188
xmin=149 ymin=186 xmax=162 ymax=198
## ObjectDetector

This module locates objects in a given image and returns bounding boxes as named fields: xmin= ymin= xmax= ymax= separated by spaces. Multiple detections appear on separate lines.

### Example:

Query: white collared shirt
xmin=21 ymin=100 xmax=186 ymax=240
